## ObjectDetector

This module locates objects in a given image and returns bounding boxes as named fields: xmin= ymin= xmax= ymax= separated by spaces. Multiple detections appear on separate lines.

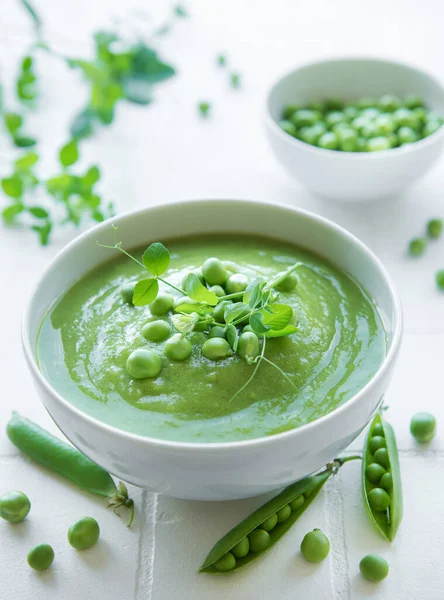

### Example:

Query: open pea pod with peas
xmin=362 ymin=413 xmax=403 ymax=542
xmin=200 ymin=456 xmax=358 ymax=573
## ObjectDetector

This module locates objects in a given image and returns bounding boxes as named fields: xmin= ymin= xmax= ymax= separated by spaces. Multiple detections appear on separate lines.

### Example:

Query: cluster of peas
xmin=121 ymin=256 xmax=298 ymax=380
xmin=0 ymin=490 xmax=100 ymax=570
xmin=279 ymin=95 xmax=443 ymax=152
xmin=408 ymin=217 xmax=444 ymax=290
xmin=214 ymin=490 xmax=322 ymax=572
xmin=364 ymin=422 xmax=394 ymax=514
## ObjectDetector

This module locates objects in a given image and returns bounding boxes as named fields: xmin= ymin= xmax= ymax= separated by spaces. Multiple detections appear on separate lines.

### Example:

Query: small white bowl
xmin=265 ymin=57 xmax=444 ymax=201
xmin=22 ymin=200 xmax=402 ymax=500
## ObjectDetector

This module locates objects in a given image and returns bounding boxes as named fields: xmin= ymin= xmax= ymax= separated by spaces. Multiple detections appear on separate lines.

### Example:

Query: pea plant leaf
xmin=224 ymin=302 xmax=250 ymax=324
xmin=183 ymin=273 xmax=219 ymax=306
xmin=243 ymin=279 xmax=266 ymax=309
xmin=2 ymin=203 xmax=25 ymax=224
xmin=171 ymin=312 xmax=199 ymax=334
xmin=28 ymin=206 xmax=49 ymax=219
xmin=261 ymin=303 xmax=293 ymax=330
xmin=59 ymin=140 xmax=79 ymax=168
xmin=15 ymin=152 xmax=39 ymax=170
xmin=226 ymin=324 xmax=239 ymax=351
xmin=249 ymin=311 xmax=270 ymax=334
xmin=265 ymin=324 xmax=298 ymax=338
xmin=83 ymin=165 xmax=100 ymax=186
xmin=13 ymin=135 xmax=37 ymax=148
xmin=174 ymin=301 xmax=212 ymax=315
xmin=4 ymin=112 xmax=23 ymax=134
xmin=132 ymin=278 xmax=159 ymax=306
xmin=1 ymin=177 xmax=24 ymax=198
xmin=143 ymin=242 xmax=171 ymax=276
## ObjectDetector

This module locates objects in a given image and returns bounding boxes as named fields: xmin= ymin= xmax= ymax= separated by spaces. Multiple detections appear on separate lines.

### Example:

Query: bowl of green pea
xmin=265 ymin=57 xmax=444 ymax=201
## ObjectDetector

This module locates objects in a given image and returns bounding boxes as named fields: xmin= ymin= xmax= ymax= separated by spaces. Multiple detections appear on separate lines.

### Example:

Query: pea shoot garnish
xmin=436 ymin=270 xmax=444 ymax=290
xmin=99 ymin=230 xmax=302 ymax=399
xmin=217 ymin=54 xmax=227 ymax=66
xmin=1 ymin=0 xmax=178 ymax=244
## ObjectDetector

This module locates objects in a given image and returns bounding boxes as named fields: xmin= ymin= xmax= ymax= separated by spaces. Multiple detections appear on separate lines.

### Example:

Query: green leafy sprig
xmin=101 ymin=235 xmax=301 ymax=399
xmin=68 ymin=31 xmax=176 ymax=139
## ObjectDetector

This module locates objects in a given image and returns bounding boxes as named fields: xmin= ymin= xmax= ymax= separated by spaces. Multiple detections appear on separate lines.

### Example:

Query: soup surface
xmin=37 ymin=235 xmax=386 ymax=443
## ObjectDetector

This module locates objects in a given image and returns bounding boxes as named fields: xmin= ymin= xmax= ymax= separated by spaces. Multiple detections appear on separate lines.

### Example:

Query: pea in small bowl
xmin=265 ymin=57 xmax=444 ymax=201
xmin=22 ymin=199 xmax=402 ymax=501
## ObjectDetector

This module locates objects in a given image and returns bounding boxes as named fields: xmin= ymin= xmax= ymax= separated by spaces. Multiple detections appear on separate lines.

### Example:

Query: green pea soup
xmin=37 ymin=235 xmax=386 ymax=443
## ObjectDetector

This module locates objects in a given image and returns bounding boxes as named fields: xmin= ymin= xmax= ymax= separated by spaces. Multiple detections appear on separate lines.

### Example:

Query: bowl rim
xmin=22 ymin=198 xmax=403 ymax=451
xmin=265 ymin=55 xmax=444 ymax=159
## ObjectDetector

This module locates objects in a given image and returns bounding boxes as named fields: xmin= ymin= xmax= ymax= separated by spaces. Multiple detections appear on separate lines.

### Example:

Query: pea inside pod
xmin=362 ymin=413 xmax=403 ymax=542
xmin=200 ymin=456 xmax=358 ymax=574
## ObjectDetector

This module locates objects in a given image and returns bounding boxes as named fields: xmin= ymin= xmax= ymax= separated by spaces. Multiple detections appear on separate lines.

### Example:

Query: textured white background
xmin=1 ymin=0 xmax=443 ymax=598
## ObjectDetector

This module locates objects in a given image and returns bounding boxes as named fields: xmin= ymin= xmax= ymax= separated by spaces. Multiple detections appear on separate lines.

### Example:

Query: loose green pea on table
xmin=0 ymin=490 xmax=31 ymax=523
xmin=279 ymin=95 xmax=443 ymax=152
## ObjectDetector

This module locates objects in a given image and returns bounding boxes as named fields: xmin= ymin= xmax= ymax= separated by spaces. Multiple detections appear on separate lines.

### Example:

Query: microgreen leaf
xmin=83 ymin=165 xmax=100 ymax=186
xmin=2 ymin=203 xmax=24 ymax=224
xmin=142 ymin=242 xmax=171 ymax=276
xmin=4 ymin=112 xmax=23 ymax=134
xmin=13 ymin=135 xmax=37 ymax=148
xmin=59 ymin=140 xmax=79 ymax=167
xmin=174 ymin=301 xmax=203 ymax=314
xmin=243 ymin=279 xmax=266 ymax=308
xmin=28 ymin=206 xmax=49 ymax=219
xmin=226 ymin=324 xmax=239 ymax=351
xmin=131 ymin=45 xmax=176 ymax=84
xmin=217 ymin=55 xmax=226 ymax=66
xmin=171 ymin=312 xmax=199 ymax=334
xmin=174 ymin=302 xmax=213 ymax=315
xmin=183 ymin=273 xmax=219 ymax=306
xmin=265 ymin=324 xmax=297 ymax=338
xmin=1 ymin=177 xmax=24 ymax=198
xmin=15 ymin=152 xmax=39 ymax=170
xmin=46 ymin=174 xmax=73 ymax=197
xmin=224 ymin=302 xmax=250 ymax=324
xmin=249 ymin=311 xmax=270 ymax=334
xmin=261 ymin=303 xmax=293 ymax=330
xmin=132 ymin=278 xmax=159 ymax=306
xmin=31 ymin=221 xmax=52 ymax=245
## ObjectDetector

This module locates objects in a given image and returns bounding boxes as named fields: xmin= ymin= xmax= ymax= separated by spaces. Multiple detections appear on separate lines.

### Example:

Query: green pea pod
xmin=6 ymin=412 xmax=134 ymax=526
xmin=200 ymin=457 xmax=358 ymax=573
xmin=362 ymin=413 xmax=403 ymax=542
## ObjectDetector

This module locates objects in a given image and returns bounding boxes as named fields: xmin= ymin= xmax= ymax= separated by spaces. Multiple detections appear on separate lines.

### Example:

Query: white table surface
xmin=1 ymin=0 xmax=444 ymax=598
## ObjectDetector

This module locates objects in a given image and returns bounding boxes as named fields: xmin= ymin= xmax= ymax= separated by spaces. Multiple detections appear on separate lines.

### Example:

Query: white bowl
xmin=265 ymin=57 xmax=444 ymax=201
xmin=22 ymin=200 xmax=403 ymax=500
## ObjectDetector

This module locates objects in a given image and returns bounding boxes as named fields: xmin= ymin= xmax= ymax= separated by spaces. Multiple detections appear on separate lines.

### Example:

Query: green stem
xmin=218 ymin=291 xmax=244 ymax=301
xmin=264 ymin=262 xmax=302 ymax=292
xmin=97 ymin=243 xmax=187 ymax=296
xmin=336 ymin=455 xmax=362 ymax=465
xmin=229 ymin=338 xmax=267 ymax=403
xmin=157 ymin=276 xmax=186 ymax=296
xmin=261 ymin=356 xmax=297 ymax=391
